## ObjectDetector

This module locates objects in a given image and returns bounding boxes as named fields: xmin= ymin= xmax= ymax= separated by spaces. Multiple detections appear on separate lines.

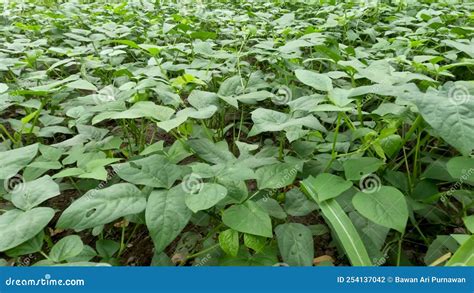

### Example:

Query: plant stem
xmin=401 ymin=115 xmax=422 ymax=147
xmin=118 ymin=224 xmax=127 ymax=257
xmin=39 ymin=251 xmax=51 ymax=260
xmin=324 ymin=113 xmax=342 ymax=171
xmin=397 ymin=232 xmax=404 ymax=266
xmin=412 ymin=129 xmax=422 ymax=182
xmin=186 ymin=244 xmax=219 ymax=260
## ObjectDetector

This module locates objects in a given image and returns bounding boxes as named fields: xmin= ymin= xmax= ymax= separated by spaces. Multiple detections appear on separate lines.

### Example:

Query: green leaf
xmin=0 ymin=83 xmax=8 ymax=93
xmin=343 ymin=157 xmax=384 ymax=180
xmin=109 ymin=39 xmax=140 ymax=49
xmin=218 ymin=75 xmax=242 ymax=97
xmin=83 ymin=157 xmax=121 ymax=171
xmin=349 ymin=211 xmax=389 ymax=260
xmin=424 ymin=235 xmax=459 ymax=265
xmin=443 ymin=40 xmax=474 ymax=58
xmin=222 ymin=201 xmax=273 ymax=238
xmin=28 ymin=161 xmax=62 ymax=170
xmin=301 ymin=177 xmax=372 ymax=266
xmin=66 ymin=245 xmax=97 ymax=263
xmin=308 ymin=225 xmax=329 ymax=236
xmin=29 ymin=75 xmax=78 ymax=92
xmin=235 ymin=91 xmax=273 ymax=104
xmin=113 ymin=155 xmax=184 ymax=189
xmin=284 ymin=188 xmax=318 ymax=216
xmin=274 ymin=12 xmax=295 ymax=26
xmin=218 ymin=179 xmax=248 ymax=205
xmin=187 ymin=139 xmax=235 ymax=164
xmin=177 ymin=105 xmax=217 ymax=120
xmin=66 ymin=79 xmax=97 ymax=91
xmin=295 ymin=69 xmax=333 ymax=92
xmin=256 ymin=198 xmax=287 ymax=219
xmin=156 ymin=116 xmax=188 ymax=133
xmin=218 ymin=229 xmax=239 ymax=257
xmin=379 ymin=134 xmax=402 ymax=158
xmin=49 ymin=235 xmax=84 ymax=262
xmin=275 ymin=223 xmax=314 ymax=266
xmin=411 ymin=85 xmax=474 ymax=156
xmin=151 ymin=251 xmax=173 ymax=266
xmin=96 ymin=240 xmax=120 ymax=259
xmin=187 ymin=90 xmax=219 ymax=109
xmin=0 ymin=144 xmax=39 ymax=179
xmin=6 ymin=231 xmax=44 ymax=257
xmin=219 ymin=246 xmax=278 ymax=266
xmin=422 ymin=159 xmax=454 ymax=182
xmin=146 ymin=186 xmax=192 ymax=253
xmin=57 ymin=183 xmax=146 ymax=230
xmin=243 ymin=234 xmax=267 ymax=253
xmin=463 ymin=215 xmax=474 ymax=233
xmin=140 ymin=141 xmax=165 ymax=156
xmin=0 ymin=208 xmax=54 ymax=252
xmin=353 ymin=186 xmax=408 ymax=233
xmin=193 ymin=41 xmax=232 ymax=59
xmin=52 ymin=168 xmax=85 ymax=179
xmin=311 ymin=173 xmax=352 ymax=201
xmin=92 ymin=101 xmax=175 ymax=124
xmin=255 ymin=163 xmax=298 ymax=189
xmin=446 ymin=157 xmax=474 ymax=185
xmin=11 ymin=175 xmax=60 ymax=210
xmin=446 ymin=236 xmax=474 ymax=266
xmin=185 ymin=183 xmax=228 ymax=213
xmin=248 ymin=108 xmax=325 ymax=137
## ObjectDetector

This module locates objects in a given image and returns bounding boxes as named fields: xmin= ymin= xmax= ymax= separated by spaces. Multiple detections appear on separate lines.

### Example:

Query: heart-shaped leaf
xmin=295 ymin=69 xmax=333 ymax=92
xmin=11 ymin=175 xmax=60 ymax=210
xmin=57 ymin=183 xmax=146 ymax=230
xmin=49 ymin=235 xmax=84 ymax=262
xmin=222 ymin=201 xmax=272 ymax=238
xmin=0 ymin=144 xmax=39 ymax=179
xmin=275 ymin=223 xmax=314 ymax=266
xmin=146 ymin=186 xmax=192 ymax=253
xmin=218 ymin=229 xmax=239 ymax=257
xmin=353 ymin=186 xmax=409 ymax=233
xmin=0 ymin=208 xmax=54 ymax=252
xmin=311 ymin=173 xmax=352 ymax=201
xmin=184 ymin=183 xmax=227 ymax=213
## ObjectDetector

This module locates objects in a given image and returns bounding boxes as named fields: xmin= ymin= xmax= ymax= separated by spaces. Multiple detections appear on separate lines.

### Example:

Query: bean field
xmin=0 ymin=0 xmax=473 ymax=267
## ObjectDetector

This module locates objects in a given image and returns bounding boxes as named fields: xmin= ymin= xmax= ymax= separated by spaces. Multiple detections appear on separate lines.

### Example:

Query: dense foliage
xmin=0 ymin=0 xmax=473 ymax=267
